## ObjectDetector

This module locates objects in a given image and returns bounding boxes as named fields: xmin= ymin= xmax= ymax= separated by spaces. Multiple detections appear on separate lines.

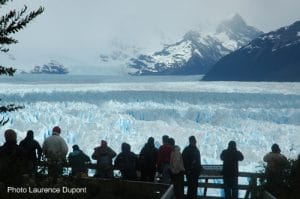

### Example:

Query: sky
xmin=1 ymin=0 xmax=300 ymax=75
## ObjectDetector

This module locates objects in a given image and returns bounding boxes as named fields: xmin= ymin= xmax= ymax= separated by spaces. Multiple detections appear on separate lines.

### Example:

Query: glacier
xmin=0 ymin=79 xmax=299 ymax=173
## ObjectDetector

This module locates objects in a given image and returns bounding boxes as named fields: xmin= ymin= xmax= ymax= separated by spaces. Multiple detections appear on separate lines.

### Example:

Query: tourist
xmin=182 ymin=136 xmax=201 ymax=199
xmin=220 ymin=140 xmax=244 ymax=199
xmin=115 ymin=142 xmax=138 ymax=180
xmin=169 ymin=138 xmax=185 ymax=199
xmin=0 ymin=129 xmax=22 ymax=184
xmin=263 ymin=143 xmax=288 ymax=197
xmin=42 ymin=126 xmax=68 ymax=177
xmin=157 ymin=135 xmax=173 ymax=183
xmin=68 ymin=144 xmax=90 ymax=177
xmin=139 ymin=137 xmax=158 ymax=182
xmin=290 ymin=154 xmax=300 ymax=199
xmin=92 ymin=140 xmax=116 ymax=178
xmin=19 ymin=130 xmax=42 ymax=174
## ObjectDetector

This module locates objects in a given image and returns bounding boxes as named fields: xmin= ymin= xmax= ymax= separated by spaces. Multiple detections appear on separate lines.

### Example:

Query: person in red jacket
xmin=157 ymin=135 xmax=173 ymax=183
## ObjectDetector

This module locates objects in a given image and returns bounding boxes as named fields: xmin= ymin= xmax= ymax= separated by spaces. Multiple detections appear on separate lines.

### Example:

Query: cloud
xmin=1 ymin=0 xmax=300 ymax=74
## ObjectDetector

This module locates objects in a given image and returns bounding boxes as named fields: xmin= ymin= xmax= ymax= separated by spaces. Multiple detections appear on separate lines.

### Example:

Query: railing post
xmin=250 ymin=175 xmax=257 ymax=199
xmin=203 ymin=177 xmax=208 ymax=196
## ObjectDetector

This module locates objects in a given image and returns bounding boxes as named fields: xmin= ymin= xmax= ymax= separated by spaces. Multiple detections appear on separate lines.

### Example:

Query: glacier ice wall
xmin=0 ymin=81 xmax=299 ymax=171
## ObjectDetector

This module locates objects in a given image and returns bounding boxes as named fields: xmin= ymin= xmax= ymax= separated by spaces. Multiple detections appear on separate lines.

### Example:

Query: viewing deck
xmin=36 ymin=163 xmax=267 ymax=199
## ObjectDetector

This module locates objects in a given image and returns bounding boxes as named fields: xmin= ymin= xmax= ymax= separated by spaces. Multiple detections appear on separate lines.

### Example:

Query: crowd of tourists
xmin=0 ymin=126 xmax=299 ymax=199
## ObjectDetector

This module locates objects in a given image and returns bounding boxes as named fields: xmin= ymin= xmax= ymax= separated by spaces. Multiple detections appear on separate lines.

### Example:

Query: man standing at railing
xmin=182 ymin=136 xmax=201 ymax=199
xmin=220 ymin=140 xmax=244 ymax=199
xmin=42 ymin=126 xmax=68 ymax=177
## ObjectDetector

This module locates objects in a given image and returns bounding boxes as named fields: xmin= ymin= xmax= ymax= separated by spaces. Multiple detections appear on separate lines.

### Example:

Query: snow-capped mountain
xmin=30 ymin=61 xmax=69 ymax=74
xmin=203 ymin=20 xmax=300 ymax=81
xmin=129 ymin=14 xmax=263 ymax=75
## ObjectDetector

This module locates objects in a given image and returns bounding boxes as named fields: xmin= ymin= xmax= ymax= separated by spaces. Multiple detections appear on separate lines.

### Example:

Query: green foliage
xmin=0 ymin=1 xmax=44 ymax=125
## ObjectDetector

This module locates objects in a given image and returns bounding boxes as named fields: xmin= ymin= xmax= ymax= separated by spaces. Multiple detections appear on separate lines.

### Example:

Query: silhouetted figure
xmin=19 ymin=130 xmax=42 ymax=174
xmin=220 ymin=141 xmax=244 ymax=199
xmin=42 ymin=126 xmax=68 ymax=177
xmin=68 ymin=144 xmax=90 ymax=177
xmin=290 ymin=154 xmax=300 ymax=199
xmin=263 ymin=143 xmax=288 ymax=197
xmin=92 ymin=140 xmax=116 ymax=178
xmin=157 ymin=135 xmax=173 ymax=183
xmin=115 ymin=142 xmax=138 ymax=180
xmin=182 ymin=136 xmax=201 ymax=199
xmin=139 ymin=137 xmax=158 ymax=182
xmin=0 ymin=129 xmax=22 ymax=185
xmin=169 ymin=138 xmax=185 ymax=199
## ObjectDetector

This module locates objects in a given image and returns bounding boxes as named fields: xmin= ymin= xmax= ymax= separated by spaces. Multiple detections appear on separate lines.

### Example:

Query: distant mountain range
xmin=203 ymin=21 xmax=300 ymax=81
xmin=129 ymin=14 xmax=263 ymax=75
xmin=30 ymin=61 xmax=69 ymax=74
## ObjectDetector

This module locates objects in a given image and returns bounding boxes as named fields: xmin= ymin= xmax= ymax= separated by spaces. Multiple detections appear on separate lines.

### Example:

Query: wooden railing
xmin=37 ymin=163 xmax=265 ymax=199
xmin=196 ymin=165 xmax=264 ymax=199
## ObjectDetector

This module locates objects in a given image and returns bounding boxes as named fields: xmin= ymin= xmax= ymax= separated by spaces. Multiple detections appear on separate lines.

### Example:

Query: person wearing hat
xmin=42 ymin=126 xmax=68 ymax=177
xmin=263 ymin=143 xmax=288 ymax=197
xmin=0 ymin=129 xmax=22 ymax=184
xmin=92 ymin=140 xmax=116 ymax=178
xmin=68 ymin=144 xmax=90 ymax=177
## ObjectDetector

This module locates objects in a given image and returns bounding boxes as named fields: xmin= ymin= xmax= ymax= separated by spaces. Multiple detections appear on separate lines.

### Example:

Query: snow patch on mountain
xmin=129 ymin=14 xmax=263 ymax=75
xmin=214 ymin=32 xmax=238 ymax=51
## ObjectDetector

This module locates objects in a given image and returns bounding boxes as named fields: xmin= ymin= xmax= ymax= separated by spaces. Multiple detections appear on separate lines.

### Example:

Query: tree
xmin=0 ymin=0 xmax=44 ymax=125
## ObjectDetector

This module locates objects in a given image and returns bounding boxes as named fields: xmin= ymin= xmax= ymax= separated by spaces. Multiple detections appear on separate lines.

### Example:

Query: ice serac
xmin=203 ymin=20 xmax=300 ymax=81
xmin=129 ymin=14 xmax=263 ymax=75
xmin=0 ymin=81 xmax=299 ymax=172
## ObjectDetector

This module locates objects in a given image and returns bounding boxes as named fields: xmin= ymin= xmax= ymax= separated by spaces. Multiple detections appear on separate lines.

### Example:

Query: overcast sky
xmin=1 ymin=0 xmax=300 ymax=75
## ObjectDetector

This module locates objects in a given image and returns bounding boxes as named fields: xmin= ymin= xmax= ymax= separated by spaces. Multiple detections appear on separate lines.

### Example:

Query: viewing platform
xmin=27 ymin=163 xmax=268 ymax=199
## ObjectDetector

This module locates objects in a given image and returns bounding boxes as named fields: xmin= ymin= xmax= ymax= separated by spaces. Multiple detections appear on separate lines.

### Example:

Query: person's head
xmin=168 ymin=138 xmax=175 ymax=147
xmin=72 ymin=144 xmax=79 ymax=151
xmin=271 ymin=143 xmax=281 ymax=153
xmin=228 ymin=140 xmax=237 ymax=151
xmin=52 ymin=126 xmax=61 ymax=135
xmin=4 ymin=129 xmax=17 ymax=143
xmin=101 ymin=140 xmax=107 ymax=147
xmin=26 ymin=130 xmax=34 ymax=140
xmin=121 ymin=142 xmax=131 ymax=153
xmin=162 ymin=135 xmax=169 ymax=145
xmin=189 ymin=136 xmax=197 ymax=146
xmin=147 ymin=137 xmax=154 ymax=146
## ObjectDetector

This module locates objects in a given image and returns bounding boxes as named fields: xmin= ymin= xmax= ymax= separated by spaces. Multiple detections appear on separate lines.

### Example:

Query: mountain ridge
xmin=129 ymin=14 xmax=263 ymax=75
xmin=203 ymin=20 xmax=300 ymax=81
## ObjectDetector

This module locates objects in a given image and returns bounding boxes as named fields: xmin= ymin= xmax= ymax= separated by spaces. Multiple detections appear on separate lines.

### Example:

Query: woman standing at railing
xmin=220 ymin=140 xmax=244 ymax=199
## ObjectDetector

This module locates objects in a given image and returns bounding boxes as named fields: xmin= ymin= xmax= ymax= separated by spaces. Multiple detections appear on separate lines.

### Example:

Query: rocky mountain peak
xmin=183 ymin=30 xmax=201 ymax=41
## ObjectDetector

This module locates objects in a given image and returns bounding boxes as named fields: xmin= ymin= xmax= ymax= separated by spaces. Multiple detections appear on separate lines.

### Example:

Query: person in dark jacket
xmin=0 ymin=129 xmax=22 ymax=184
xmin=68 ymin=144 xmax=91 ymax=177
xmin=139 ymin=137 xmax=158 ymax=182
xmin=19 ymin=130 xmax=42 ymax=174
xmin=92 ymin=140 xmax=116 ymax=178
xmin=290 ymin=154 xmax=300 ymax=199
xmin=220 ymin=140 xmax=244 ymax=199
xmin=115 ymin=142 xmax=138 ymax=180
xmin=157 ymin=135 xmax=173 ymax=183
xmin=182 ymin=136 xmax=201 ymax=199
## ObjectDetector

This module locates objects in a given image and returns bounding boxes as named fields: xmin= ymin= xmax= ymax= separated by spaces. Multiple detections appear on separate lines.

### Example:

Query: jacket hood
xmin=173 ymin=145 xmax=181 ymax=152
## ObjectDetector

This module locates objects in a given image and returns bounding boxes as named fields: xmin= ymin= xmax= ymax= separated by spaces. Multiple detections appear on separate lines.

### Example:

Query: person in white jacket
xmin=42 ymin=126 xmax=68 ymax=176
xmin=169 ymin=138 xmax=185 ymax=199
